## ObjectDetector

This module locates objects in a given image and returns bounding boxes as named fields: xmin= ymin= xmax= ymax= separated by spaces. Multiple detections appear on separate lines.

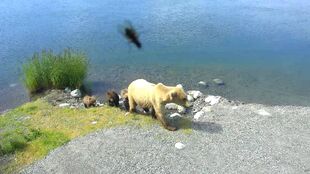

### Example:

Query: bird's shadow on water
xmin=171 ymin=117 xmax=223 ymax=133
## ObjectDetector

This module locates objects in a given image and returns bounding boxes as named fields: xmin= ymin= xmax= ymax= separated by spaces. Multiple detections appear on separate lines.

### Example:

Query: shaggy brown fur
xmin=106 ymin=91 xmax=119 ymax=107
xmin=83 ymin=95 xmax=96 ymax=108
xmin=120 ymin=89 xmax=130 ymax=111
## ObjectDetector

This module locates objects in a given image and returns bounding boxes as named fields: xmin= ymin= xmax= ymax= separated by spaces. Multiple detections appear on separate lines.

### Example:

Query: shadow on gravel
xmin=192 ymin=121 xmax=223 ymax=133
xmin=170 ymin=117 xmax=223 ymax=134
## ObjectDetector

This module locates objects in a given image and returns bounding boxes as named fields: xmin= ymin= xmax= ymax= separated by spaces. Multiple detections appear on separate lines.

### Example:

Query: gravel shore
xmin=22 ymin=96 xmax=310 ymax=174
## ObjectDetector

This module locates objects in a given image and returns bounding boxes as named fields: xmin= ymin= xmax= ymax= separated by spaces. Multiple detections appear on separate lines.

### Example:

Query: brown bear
xmin=120 ymin=89 xmax=130 ymax=111
xmin=121 ymin=88 xmax=156 ymax=119
xmin=83 ymin=95 xmax=96 ymax=108
xmin=106 ymin=90 xmax=119 ymax=107
xmin=127 ymin=79 xmax=189 ymax=131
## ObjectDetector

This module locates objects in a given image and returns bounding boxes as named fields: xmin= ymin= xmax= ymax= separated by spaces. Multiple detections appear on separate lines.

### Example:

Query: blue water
xmin=1 ymin=0 xmax=310 ymax=111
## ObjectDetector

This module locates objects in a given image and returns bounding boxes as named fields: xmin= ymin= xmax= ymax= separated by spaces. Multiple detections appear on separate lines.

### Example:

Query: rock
xmin=165 ymin=103 xmax=179 ymax=110
xmin=201 ymin=106 xmax=212 ymax=112
xmin=187 ymin=95 xmax=194 ymax=102
xmin=194 ymin=111 xmax=204 ymax=120
xmin=119 ymin=100 xmax=124 ymax=105
xmin=170 ymin=113 xmax=182 ymax=118
xmin=177 ymin=106 xmax=186 ymax=114
xmin=198 ymin=81 xmax=207 ymax=87
xmin=9 ymin=83 xmax=17 ymax=88
xmin=176 ymin=84 xmax=183 ymax=88
xmin=64 ymin=87 xmax=71 ymax=93
xmin=175 ymin=142 xmax=186 ymax=149
xmin=213 ymin=78 xmax=224 ymax=85
xmin=187 ymin=90 xmax=203 ymax=99
xmin=59 ymin=103 xmax=70 ymax=108
xmin=91 ymin=121 xmax=97 ymax=125
xmin=96 ymin=102 xmax=104 ymax=107
xmin=257 ymin=109 xmax=271 ymax=116
xmin=205 ymin=95 xmax=221 ymax=105
xmin=232 ymin=106 xmax=238 ymax=109
xmin=70 ymin=89 xmax=81 ymax=98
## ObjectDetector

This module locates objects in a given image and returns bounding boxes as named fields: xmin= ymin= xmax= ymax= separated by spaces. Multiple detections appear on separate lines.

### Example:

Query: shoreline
xmin=18 ymin=88 xmax=310 ymax=174
xmin=1 ymin=86 xmax=310 ymax=173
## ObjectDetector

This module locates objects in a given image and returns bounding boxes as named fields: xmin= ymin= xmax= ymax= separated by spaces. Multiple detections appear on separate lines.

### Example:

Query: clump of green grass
xmin=22 ymin=49 xmax=88 ymax=93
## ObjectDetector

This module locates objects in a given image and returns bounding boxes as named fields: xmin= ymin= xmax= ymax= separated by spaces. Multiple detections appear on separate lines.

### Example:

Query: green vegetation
xmin=22 ymin=49 xmax=88 ymax=93
xmin=0 ymin=100 xmax=156 ymax=173
xmin=0 ymin=99 xmax=192 ymax=173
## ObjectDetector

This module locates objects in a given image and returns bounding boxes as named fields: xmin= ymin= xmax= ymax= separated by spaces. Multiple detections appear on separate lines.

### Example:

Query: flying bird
xmin=119 ymin=20 xmax=142 ymax=49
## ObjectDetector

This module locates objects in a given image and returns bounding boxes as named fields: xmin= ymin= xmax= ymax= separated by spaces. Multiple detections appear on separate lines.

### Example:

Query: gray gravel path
xmin=22 ymin=102 xmax=310 ymax=174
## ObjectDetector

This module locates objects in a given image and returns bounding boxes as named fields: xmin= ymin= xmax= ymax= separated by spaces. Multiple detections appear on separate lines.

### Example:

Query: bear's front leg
xmin=154 ymin=105 xmax=177 ymax=131
xmin=128 ymin=95 xmax=137 ymax=113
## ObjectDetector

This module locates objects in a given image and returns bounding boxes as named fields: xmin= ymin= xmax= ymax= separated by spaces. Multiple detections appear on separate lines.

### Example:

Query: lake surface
xmin=1 ymin=0 xmax=310 ymax=111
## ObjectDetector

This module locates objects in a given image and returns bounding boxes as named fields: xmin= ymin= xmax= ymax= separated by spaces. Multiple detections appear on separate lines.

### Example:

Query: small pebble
xmin=202 ymin=106 xmax=212 ymax=112
xmin=176 ymin=84 xmax=183 ymax=88
xmin=177 ymin=106 xmax=186 ymax=114
xmin=198 ymin=81 xmax=207 ymax=87
xmin=257 ymin=109 xmax=271 ymax=116
xmin=205 ymin=95 xmax=221 ymax=105
xmin=194 ymin=111 xmax=204 ymax=120
xmin=165 ymin=103 xmax=179 ymax=110
xmin=188 ymin=90 xmax=203 ymax=99
xmin=213 ymin=78 xmax=225 ymax=85
xmin=170 ymin=113 xmax=182 ymax=118
xmin=91 ymin=121 xmax=97 ymax=125
xmin=175 ymin=142 xmax=186 ymax=150
xmin=232 ymin=106 xmax=238 ymax=110
xmin=187 ymin=95 xmax=194 ymax=102
xmin=70 ymin=89 xmax=81 ymax=98
xmin=59 ymin=103 xmax=70 ymax=108
xmin=64 ymin=87 xmax=71 ymax=93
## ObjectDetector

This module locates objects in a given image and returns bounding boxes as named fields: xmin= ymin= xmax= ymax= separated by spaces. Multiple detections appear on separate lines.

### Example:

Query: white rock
xmin=170 ymin=113 xmax=182 ymax=118
xmin=194 ymin=111 xmax=204 ymax=120
xmin=177 ymin=106 xmax=186 ymax=114
xmin=257 ymin=109 xmax=271 ymax=116
xmin=187 ymin=95 xmax=194 ymax=102
xmin=205 ymin=95 xmax=221 ymax=105
xmin=70 ymin=89 xmax=81 ymax=98
xmin=9 ymin=83 xmax=17 ymax=87
xmin=59 ymin=103 xmax=70 ymax=108
xmin=64 ymin=87 xmax=71 ymax=93
xmin=175 ymin=142 xmax=186 ymax=150
xmin=91 ymin=121 xmax=97 ymax=125
xmin=188 ymin=90 xmax=203 ymax=99
xmin=96 ymin=102 xmax=104 ymax=107
xmin=176 ymin=84 xmax=183 ymax=88
xmin=198 ymin=81 xmax=207 ymax=86
xmin=202 ymin=106 xmax=212 ymax=112
xmin=232 ymin=106 xmax=239 ymax=110
xmin=213 ymin=78 xmax=225 ymax=85
xmin=165 ymin=103 xmax=179 ymax=110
